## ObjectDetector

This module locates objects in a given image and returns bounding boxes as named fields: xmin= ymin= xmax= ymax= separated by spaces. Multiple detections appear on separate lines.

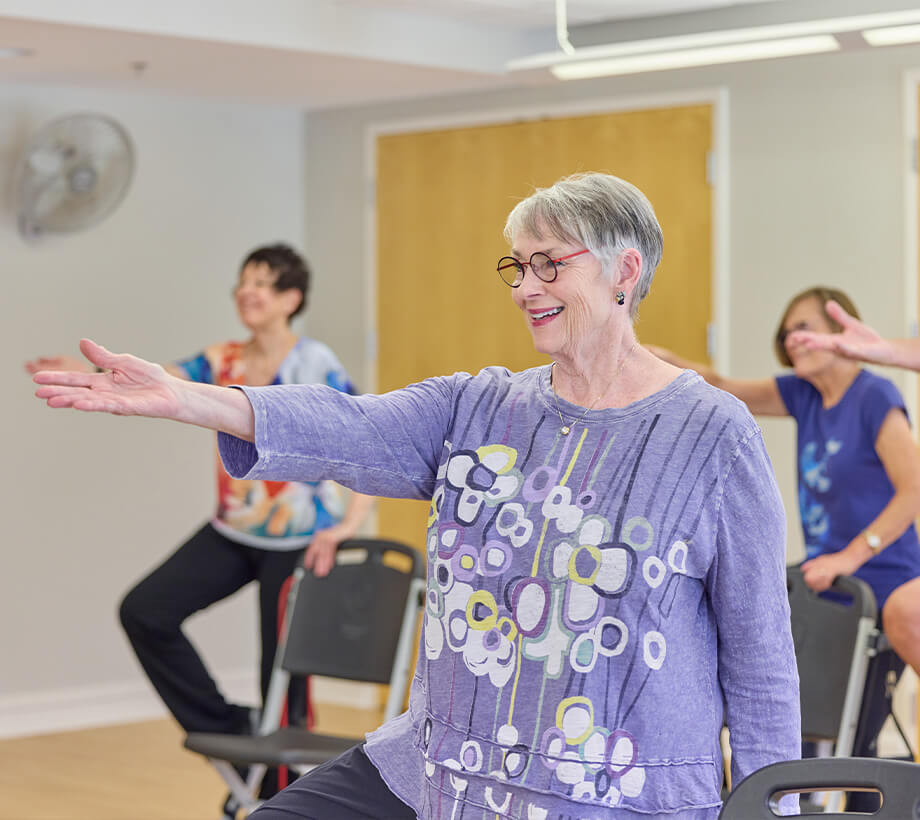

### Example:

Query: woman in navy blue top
xmin=651 ymin=286 xmax=920 ymax=813
xmin=789 ymin=298 xmax=920 ymax=687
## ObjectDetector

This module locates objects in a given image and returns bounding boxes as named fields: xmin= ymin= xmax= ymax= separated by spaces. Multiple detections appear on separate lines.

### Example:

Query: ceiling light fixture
xmin=862 ymin=23 xmax=920 ymax=47
xmin=551 ymin=35 xmax=840 ymax=80
xmin=554 ymin=0 xmax=575 ymax=56
xmin=508 ymin=4 xmax=920 ymax=79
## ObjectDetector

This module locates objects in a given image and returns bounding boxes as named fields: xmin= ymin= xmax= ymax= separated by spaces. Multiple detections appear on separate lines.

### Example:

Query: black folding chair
xmin=718 ymin=757 xmax=920 ymax=818
xmin=787 ymin=568 xmax=878 ymax=760
xmin=184 ymin=538 xmax=426 ymax=818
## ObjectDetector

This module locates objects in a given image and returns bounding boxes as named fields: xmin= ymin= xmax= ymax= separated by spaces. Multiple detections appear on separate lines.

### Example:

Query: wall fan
xmin=17 ymin=113 xmax=135 ymax=240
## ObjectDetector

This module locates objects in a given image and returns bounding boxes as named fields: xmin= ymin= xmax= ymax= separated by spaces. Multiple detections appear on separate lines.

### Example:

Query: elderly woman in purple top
xmin=34 ymin=173 xmax=799 ymax=819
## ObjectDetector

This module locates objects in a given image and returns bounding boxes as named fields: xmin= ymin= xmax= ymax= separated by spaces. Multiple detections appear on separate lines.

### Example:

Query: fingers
xmin=36 ymin=390 xmax=116 ymax=413
xmin=35 ymin=384 xmax=87 ymax=400
xmin=34 ymin=381 xmax=128 ymax=414
xmin=62 ymin=396 xmax=120 ymax=413
xmin=24 ymin=358 xmax=47 ymax=374
xmin=824 ymin=300 xmax=858 ymax=329
xmin=33 ymin=370 xmax=96 ymax=387
xmin=79 ymin=338 xmax=117 ymax=370
xmin=801 ymin=560 xmax=833 ymax=593
xmin=303 ymin=539 xmax=336 ymax=577
xmin=313 ymin=555 xmax=333 ymax=577
xmin=786 ymin=330 xmax=837 ymax=352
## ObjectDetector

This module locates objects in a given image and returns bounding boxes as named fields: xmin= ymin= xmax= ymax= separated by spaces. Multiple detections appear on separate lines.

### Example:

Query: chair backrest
xmin=281 ymin=537 xmax=424 ymax=684
xmin=786 ymin=567 xmax=877 ymax=743
xmin=718 ymin=757 xmax=920 ymax=819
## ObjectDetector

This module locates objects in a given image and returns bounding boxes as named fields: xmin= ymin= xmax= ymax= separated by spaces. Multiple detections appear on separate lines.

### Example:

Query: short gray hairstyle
xmin=503 ymin=172 xmax=663 ymax=319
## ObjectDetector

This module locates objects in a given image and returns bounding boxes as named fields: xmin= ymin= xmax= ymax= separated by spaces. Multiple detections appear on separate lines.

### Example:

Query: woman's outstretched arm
xmin=33 ymin=339 xmax=254 ymax=440
xmin=645 ymin=344 xmax=788 ymax=416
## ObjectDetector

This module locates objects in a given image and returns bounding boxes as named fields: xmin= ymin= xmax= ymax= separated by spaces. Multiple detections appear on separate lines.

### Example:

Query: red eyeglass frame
xmin=496 ymin=249 xmax=590 ymax=287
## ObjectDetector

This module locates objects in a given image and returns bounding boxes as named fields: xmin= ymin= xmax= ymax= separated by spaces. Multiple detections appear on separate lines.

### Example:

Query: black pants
xmin=119 ymin=522 xmax=304 ymax=792
xmin=251 ymin=744 xmax=415 ymax=820
xmin=802 ymin=646 xmax=905 ymax=813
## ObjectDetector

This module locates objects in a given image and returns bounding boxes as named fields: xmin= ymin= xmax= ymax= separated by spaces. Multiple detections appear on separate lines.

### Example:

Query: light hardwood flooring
xmin=0 ymin=704 xmax=381 ymax=820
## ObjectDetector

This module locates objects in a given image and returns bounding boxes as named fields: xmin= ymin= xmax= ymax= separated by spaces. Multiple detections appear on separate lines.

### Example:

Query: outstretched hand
xmin=786 ymin=300 xmax=892 ymax=365
xmin=33 ymin=339 xmax=184 ymax=419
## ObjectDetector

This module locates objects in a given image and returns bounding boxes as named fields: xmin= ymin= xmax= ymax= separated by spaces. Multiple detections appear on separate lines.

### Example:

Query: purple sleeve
xmin=218 ymin=375 xmax=458 ymax=499
xmin=707 ymin=431 xmax=801 ymax=809
xmin=861 ymin=376 xmax=909 ymax=444
xmin=774 ymin=373 xmax=804 ymax=418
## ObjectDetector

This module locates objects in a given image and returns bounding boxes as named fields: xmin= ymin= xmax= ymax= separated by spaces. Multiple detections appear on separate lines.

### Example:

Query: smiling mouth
xmin=531 ymin=307 xmax=563 ymax=320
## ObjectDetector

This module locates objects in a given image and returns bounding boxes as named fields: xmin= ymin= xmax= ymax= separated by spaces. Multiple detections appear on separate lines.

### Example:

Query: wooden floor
xmin=0 ymin=704 xmax=382 ymax=820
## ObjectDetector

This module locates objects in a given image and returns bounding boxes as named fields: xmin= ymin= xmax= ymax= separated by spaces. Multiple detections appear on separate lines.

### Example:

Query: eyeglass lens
xmin=496 ymin=253 xmax=556 ymax=287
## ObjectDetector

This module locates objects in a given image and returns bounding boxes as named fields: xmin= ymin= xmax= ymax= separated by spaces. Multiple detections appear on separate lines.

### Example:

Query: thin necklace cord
xmin=550 ymin=343 xmax=637 ymax=435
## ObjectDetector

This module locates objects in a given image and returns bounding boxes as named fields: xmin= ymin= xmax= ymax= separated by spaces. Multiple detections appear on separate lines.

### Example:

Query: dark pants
xmin=251 ymin=744 xmax=415 ymax=820
xmin=119 ymin=522 xmax=304 ymax=793
xmin=802 ymin=646 xmax=905 ymax=813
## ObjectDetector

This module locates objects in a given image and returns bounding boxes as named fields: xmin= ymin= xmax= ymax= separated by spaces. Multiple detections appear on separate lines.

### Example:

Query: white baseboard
xmin=0 ymin=668 xmax=257 ymax=740
xmin=0 ymin=681 xmax=169 ymax=740
xmin=0 ymin=671 xmax=377 ymax=740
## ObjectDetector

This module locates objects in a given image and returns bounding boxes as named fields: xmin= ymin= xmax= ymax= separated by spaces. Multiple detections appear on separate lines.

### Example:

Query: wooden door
xmin=375 ymin=103 xmax=713 ymax=551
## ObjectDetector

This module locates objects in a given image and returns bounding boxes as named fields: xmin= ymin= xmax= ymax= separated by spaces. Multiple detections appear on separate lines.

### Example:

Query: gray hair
xmin=503 ymin=172 xmax=663 ymax=319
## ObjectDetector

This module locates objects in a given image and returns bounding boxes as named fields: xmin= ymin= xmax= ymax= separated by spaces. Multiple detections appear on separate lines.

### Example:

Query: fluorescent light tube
xmin=862 ymin=24 xmax=920 ymax=47
xmin=508 ymin=9 xmax=920 ymax=72
xmin=551 ymin=35 xmax=839 ymax=80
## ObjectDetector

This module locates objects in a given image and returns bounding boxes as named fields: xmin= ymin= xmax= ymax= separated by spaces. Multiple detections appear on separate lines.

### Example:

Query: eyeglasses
xmin=496 ymin=249 xmax=590 ymax=287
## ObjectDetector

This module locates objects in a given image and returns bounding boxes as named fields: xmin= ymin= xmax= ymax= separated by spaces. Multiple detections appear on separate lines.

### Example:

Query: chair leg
xmin=212 ymin=759 xmax=263 ymax=818
xmin=220 ymin=791 xmax=240 ymax=820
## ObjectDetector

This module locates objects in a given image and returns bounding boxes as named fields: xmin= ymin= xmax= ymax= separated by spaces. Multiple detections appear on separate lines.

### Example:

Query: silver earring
xmin=616 ymin=291 xmax=625 ymax=306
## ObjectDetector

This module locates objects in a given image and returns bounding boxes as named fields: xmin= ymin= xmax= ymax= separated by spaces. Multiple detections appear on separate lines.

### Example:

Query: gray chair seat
xmin=185 ymin=726 xmax=359 ymax=767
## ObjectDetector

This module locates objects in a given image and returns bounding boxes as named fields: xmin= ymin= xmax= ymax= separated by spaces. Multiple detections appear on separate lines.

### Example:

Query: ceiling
xmin=0 ymin=0 xmax=893 ymax=110
xmin=336 ymin=0 xmax=773 ymax=28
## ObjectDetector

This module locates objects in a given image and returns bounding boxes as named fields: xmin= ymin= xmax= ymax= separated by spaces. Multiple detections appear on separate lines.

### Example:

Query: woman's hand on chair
xmin=801 ymin=550 xmax=862 ymax=593
xmin=303 ymin=524 xmax=351 ymax=578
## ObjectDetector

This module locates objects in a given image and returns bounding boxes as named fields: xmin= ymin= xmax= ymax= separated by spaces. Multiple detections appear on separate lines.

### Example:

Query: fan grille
xmin=18 ymin=113 xmax=135 ymax=239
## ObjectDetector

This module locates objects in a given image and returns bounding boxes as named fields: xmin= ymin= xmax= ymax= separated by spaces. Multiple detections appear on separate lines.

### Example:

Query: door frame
xmin=363 ymin=87 xmax=730 ymax=393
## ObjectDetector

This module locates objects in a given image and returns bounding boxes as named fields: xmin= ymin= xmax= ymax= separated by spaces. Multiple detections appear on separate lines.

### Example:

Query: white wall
xmin=304 ymin=42 xmax=920 ymax=569
xmin=0 ymin=84 xmax=305 ymax=736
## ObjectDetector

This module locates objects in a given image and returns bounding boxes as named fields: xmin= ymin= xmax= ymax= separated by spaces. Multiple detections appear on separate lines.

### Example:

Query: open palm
xmin=33 ymin=339 xmax=184 ymax=418
xmin=787 ymin=300 xmax=891 ymax=365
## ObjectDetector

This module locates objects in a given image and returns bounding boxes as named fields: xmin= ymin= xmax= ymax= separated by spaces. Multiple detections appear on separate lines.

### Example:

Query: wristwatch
xmin=863 ymin=529 xmax=882 ymax=555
